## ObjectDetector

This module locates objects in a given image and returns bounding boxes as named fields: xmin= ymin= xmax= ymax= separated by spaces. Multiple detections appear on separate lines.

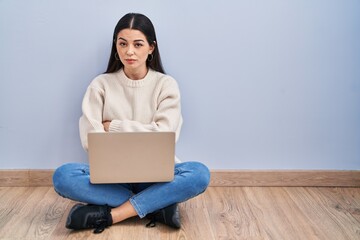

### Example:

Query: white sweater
xmin=79 ymin=68 xmax=183 ymax=162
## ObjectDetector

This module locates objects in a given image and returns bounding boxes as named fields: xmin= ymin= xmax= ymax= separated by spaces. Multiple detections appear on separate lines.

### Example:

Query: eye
xmin=118 ymin=42 xmax=127 ymax=47
xmin=135 ymin=43 xmax=143 ymax=48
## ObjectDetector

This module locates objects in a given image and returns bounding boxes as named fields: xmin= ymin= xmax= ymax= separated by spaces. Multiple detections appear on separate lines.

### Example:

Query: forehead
xmin=117 ymin=29 xmax=147 ymax=41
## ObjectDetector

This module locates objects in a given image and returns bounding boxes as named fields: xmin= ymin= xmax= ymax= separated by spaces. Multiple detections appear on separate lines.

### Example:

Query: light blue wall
xmin=1 ymin=0 xmax=359 ymax=169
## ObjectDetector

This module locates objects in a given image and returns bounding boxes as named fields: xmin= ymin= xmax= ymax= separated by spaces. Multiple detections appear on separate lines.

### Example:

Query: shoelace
xmin=146 ymin=216 xmax=157 ymax=228
xmin=93 ymin=219 xmax=108 ymax=234
xmin=146 ymin=205 xmax=180 ymax=229
xmin=87 ymin=208 xmax=111 ymax=234
xmin=146 ymin=210 xmax=162 ymax=228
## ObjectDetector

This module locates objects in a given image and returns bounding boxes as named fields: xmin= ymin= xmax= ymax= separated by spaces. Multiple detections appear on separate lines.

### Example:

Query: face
xmin=116 ymin=29 xmax=155 ymax=78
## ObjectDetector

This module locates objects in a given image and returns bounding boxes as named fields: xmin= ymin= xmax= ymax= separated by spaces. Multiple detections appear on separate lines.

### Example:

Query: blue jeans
xmin=53 ymin=161 xmax=210 ymax=218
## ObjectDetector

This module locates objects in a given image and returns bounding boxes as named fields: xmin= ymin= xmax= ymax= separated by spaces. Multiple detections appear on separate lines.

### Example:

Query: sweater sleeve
xmin=108 ymin=79 xmax=183 ymax=141
xmin=79 ymin=86 xmax=106 ymax=151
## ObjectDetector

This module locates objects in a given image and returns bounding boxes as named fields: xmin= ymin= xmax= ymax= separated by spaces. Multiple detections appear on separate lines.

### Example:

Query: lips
xmin=125 ymin=59 xmax=136 ymax=64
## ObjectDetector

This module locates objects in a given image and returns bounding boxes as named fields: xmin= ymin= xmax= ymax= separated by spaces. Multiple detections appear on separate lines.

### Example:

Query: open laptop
xmin=88 ymin=132 xmax=175 ymax=184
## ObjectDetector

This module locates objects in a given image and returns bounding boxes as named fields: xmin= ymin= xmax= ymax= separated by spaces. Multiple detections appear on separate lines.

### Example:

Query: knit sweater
xmin=79 ymin=68 xmax=183 ymax=162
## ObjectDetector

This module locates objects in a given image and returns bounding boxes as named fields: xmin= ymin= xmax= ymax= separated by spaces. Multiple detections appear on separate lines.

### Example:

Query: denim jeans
xmin=53 ymin=161 xmax=210 ymax=218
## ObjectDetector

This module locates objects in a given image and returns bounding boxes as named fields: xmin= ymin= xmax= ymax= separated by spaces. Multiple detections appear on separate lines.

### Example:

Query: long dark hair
xmin=105 ymin=13 xmax=165 ymax=74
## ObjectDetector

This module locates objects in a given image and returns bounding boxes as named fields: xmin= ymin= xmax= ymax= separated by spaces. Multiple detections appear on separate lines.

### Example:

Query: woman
xmin=53 ymin=13 xmax=210 ymax=234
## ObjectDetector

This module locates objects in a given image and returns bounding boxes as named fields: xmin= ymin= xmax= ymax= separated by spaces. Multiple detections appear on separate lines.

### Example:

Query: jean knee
xmin=195 ymin=162 xmax=211 ymax=191
xmin=52 ymin=163 xmax=87 ymax=196
xmin=53 ymin=164 xmax=69 ymax=195
xmin=187 ymin=162 xmax=210 ymax=194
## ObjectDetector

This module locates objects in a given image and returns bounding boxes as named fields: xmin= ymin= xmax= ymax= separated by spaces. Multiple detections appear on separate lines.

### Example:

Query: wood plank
xmin=0 ymin=186 xmax=11 ymax=198
xmin=0 ymin=187 xmax=49 ymax=239
xmin=308 ymin=187 xmax=360 ymax=224
xmin=0 ymin=187 xmax=71 ymax=240
xmin=50 ymin=200 xmax=74 ymax=240
xmin=307 ymin=188 xmax=360 ymax=238
xmin=0 ymin=187 xmax=35 ymax=232
xmin=178 ymin=192 xmax=216 ymax=239
xmin=242 ymin=187 xmax=325 ymax=239
xmin=285 ymin=187 xmax=360 ymax=240
xmin=1 ymin=169 xmax=360 ymax=187
xmin=28 ymin=188 xmax=70 ymax=239
xmin=205 ymin=187 xmax=265 ymax=239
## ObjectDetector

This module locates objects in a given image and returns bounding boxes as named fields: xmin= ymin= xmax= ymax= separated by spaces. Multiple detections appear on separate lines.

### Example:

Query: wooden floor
xmin=0 ymin=187 xmax=359 ymax=240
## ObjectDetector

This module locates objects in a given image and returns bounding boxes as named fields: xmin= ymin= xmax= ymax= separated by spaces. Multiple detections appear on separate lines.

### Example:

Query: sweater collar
xmin=117 ymin=68 xmax=154 ymax=87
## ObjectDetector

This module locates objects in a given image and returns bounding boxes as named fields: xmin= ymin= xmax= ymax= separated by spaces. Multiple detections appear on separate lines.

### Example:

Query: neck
xmin=123 ymin=67 xmax=148 ymax=80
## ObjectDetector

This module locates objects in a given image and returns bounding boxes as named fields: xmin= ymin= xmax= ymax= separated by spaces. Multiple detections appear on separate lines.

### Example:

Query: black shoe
xmin=146 ymin=203 xmax=181 ymax=229
xmin=66 ymin=203 xmax=113 ymax=234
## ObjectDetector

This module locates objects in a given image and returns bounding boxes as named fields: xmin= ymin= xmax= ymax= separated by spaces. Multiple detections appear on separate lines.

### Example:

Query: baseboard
xmin=210 ymin=170 xmax=360 ymax=187
xmin=0 ymin=170 xmax=54 ymax=187
xmin=0 ymin=169 xmax=359 ymax=187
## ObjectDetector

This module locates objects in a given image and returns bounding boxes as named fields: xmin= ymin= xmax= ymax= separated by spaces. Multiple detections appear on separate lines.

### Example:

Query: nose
xmin=126 ymin=45 xmax=134 ymax=56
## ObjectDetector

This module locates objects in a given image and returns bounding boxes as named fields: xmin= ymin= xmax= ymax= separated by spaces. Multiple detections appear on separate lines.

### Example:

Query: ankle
xmin=110 ymin=201 xmax=138 ymax=224
xmin=110 ymin=210 xmax=117 ymax=224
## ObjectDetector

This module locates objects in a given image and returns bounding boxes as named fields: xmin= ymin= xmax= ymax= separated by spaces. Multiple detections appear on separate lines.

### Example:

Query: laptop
xmin=88 ymin=132 xmax=175 ymax=184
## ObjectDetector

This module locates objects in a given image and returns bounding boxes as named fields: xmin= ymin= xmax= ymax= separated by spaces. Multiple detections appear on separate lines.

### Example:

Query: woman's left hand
xmin=102 ymin=121 xmax=111 ymax=132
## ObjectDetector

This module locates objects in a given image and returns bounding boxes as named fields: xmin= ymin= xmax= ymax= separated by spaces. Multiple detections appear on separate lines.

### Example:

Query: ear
xmin=149 ymin=41 xmax=156 ymax=54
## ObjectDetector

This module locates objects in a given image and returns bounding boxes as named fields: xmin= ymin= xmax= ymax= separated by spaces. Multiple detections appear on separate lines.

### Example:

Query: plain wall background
xmin=0 ymin=0 xmax=359 ymax=170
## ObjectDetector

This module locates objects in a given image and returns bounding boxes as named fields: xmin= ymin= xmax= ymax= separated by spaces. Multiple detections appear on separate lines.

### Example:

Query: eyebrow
xmin=118 ymin=37 xmax=145 ymax=42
